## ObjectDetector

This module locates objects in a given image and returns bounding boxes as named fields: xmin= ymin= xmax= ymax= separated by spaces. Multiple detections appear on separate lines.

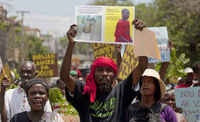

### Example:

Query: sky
xmin=0 ymin=0 xmax=152 ymax=37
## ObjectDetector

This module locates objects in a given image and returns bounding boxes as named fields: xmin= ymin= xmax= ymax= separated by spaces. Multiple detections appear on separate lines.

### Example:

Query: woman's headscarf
xmin=24 ymin=78 xmax=49 ymax=95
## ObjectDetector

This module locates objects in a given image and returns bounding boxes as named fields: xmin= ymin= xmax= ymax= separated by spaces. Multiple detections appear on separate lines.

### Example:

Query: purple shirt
xmin=160 ymin=106 xmax=178 ymax=122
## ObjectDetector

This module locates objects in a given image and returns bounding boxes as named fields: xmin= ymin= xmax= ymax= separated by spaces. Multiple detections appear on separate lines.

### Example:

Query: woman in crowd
xmin=162 ymin=89 xmax=188 ymax=122
xmin=126 ymin=69 xmax=177 ymax=122
xmin=10 ymin=78 xmax=64 ymax=122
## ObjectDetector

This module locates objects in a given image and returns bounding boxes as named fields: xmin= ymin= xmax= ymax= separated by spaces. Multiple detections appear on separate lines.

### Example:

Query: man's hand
xmin=67 ymin=24 xmax=77 ymax=44
xmin=132 ymin=19 xmax=146 ymax=31
xmin=138 ymin=56 xmax=148 ymax=66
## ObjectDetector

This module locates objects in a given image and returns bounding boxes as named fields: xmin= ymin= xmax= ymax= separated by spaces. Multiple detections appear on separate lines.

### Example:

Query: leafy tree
xmin=91 ymin=0 xmax=134 ymax=6
xmin=156 ymin=48 xmax=190 ymax=83
xmin=26 ymin=35 xmax=50 ymax=60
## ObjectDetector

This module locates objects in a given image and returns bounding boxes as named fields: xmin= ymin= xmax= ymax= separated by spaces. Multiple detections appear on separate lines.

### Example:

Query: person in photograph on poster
xmin=114 ymin=8 xmax=133 ymax=43
xmin=77 ymin=15 xmax=102 ymax=41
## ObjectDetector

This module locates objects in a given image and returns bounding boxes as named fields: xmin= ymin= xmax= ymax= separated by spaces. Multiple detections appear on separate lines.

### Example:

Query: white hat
xmin=184 ymin=67 xmax=193 ymax=73
xmin=142 ymin=68 xmax=166 ymax=99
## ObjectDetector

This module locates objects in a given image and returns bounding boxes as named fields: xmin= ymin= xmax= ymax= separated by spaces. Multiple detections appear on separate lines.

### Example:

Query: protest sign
xmin=118 ymin=45 xmax=137 ymax=80
xmin=0 ymin=63 xmax=12 ymax=92
xmin=92 ymin=43 xmax=117 ymax=63
xmin=148 ymin=27 xmax=170 ymax=63
xmin=134 ymin=28 xmax=161 ymax=59
xmin=75 ymin=6 xmax=135 ymax=44
xmin=32 ymin=53 xmax=58 ymax=78
xmin=175 ymin=87 xmax=200 ymax=121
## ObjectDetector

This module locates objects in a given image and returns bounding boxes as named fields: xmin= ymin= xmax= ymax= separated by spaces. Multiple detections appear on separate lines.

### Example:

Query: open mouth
xmin=32 ymin=100 xmax=43 ymax=106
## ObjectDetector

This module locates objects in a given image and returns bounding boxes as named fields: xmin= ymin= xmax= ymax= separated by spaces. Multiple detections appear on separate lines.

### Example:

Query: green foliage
xmin=26 ymin=35 xmax=50 ymax=60
xmin=156 ymin=48 xmax=190 ymax=83
xmin=8 ymin=84 xmax=18 ymax=89
xmin=14 ymin=27 xmax=22 ymax=33
xmin=49 ymin=88 xmax=78 ymax=115
xmin=12 ymin=68 xmax=20 ymax=81
xmin=49 ymin=88 xmax=66 ymax=104
xmin=0 ymin=21 xmax=9 ymax=32
xmin=91 ymin=0 xmax=134 ymax=6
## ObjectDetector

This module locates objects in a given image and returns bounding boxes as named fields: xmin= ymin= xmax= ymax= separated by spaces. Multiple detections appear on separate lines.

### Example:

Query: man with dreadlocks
xmin=60 ymin=20 xmax=147 ymax=122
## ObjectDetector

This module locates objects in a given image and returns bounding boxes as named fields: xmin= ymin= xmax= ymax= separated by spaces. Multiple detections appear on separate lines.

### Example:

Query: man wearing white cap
xmin=176 ymin=67 xmax=194 ymax=88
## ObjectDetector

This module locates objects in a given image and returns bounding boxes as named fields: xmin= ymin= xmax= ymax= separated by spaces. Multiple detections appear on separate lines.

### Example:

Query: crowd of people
xmin=0 ymin=19 xmax=199 ymax=122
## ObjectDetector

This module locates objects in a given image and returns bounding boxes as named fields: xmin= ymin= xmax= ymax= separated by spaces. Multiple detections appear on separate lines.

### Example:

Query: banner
xmin=118 ymin=45 xmax=137 ymax=80
xmin=92 ymin=43 xmax=117 ymax=63
xmin=148 ymin=27 xmax=170 ymax=63
xmin=32 ymin=53 xmax=58 ymax=78
xmin=75 ymin=6 xmax=135 ymax=44
xmin=175 ymin=87 xmax=200 ymax=121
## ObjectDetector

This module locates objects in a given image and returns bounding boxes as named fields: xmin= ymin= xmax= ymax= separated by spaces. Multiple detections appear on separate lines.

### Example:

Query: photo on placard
xmin=76 ymin=15 xmax=102 ymax=42
xmin=104 ymin=6 xmax=134 ymax=44
xmin=75 ymin=6 xmax=135 ymax=44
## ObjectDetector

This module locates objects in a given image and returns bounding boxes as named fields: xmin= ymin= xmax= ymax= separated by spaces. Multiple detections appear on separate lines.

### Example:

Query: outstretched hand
xmin=132 ymin=19 xmax=146 ymax=31
xmin=66 ymin=24 xmax=78 ymax=44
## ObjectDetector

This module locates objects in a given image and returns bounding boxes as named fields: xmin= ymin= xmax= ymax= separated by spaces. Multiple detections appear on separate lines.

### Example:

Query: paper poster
xmin=32 ymin=53 xmax=58 ymax=78
xmin=148 ymin=27 xmax=170 ymax=63
xmin=175 ymin=87 xmax=200 ymax=121
xmin=92 ymin=43 xmax=117 ymax=63
xmin=134 ymin=28 xmax=161 ymax=59
xmin=118 ymin=45 xmax=137 ymax=80
xmin=75 ymin=6 xmax=135 ymax=44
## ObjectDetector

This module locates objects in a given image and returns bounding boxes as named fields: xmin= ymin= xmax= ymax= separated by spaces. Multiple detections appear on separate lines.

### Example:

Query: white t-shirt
xmin=4 ymin=87 xmax=52 ymax=120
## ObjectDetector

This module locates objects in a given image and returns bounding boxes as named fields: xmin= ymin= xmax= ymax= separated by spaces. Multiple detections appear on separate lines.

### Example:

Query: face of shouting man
xmin=94 ymin=66 xmax=115 ymax=95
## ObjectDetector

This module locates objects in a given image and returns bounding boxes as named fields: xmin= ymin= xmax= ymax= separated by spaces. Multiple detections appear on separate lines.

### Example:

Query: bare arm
xmin=60 ymin=25 xmax=77 ymax=93
xmin=115 ymin=44 xmax=122 ymax=70
xmin=159 ymin=62 xmax=169 ymax=81
xmin=132 ymin=56 xmax=148 ymax=86
xmin=0 ymin=92 xmax=7 ymax=122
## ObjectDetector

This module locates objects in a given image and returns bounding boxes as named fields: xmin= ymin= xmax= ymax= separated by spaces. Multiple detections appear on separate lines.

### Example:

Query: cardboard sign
xmin=134 ymin=28 xmax=161 ymax=59
xmin=32 ymin=53 xmax=58 ymax=78
xmin=92 ymin=43 xmax=117 ymax=63
xmin=175 ymin=87 xmax=200 ymax=121
xmin=118 ymin=45 xmax=137 ymax=80
xmin=75 ymin=6 xmax=135 ymax=44
xmin=148 ymin=27 xmax=170 ymax=63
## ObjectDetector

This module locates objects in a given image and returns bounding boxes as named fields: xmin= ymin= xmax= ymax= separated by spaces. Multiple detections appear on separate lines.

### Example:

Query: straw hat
xmin=142 ymin=68 xmax=166 ymax=99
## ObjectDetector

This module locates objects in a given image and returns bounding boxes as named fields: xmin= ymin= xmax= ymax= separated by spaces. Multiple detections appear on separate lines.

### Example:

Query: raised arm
xmin=159 ymin=62 xmax=169 ymax=81
xmin=132 ymin=56 xmax=148 ymax=86
xmin=60 ymin=25 xmax=77 ymax=93
xmin=131 ymin=19 xmax=147 ymax=85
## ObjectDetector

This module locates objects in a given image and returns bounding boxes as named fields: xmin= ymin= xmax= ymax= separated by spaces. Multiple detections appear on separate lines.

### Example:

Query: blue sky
xmin=0 ymin=0 xmax=152 ymax=37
